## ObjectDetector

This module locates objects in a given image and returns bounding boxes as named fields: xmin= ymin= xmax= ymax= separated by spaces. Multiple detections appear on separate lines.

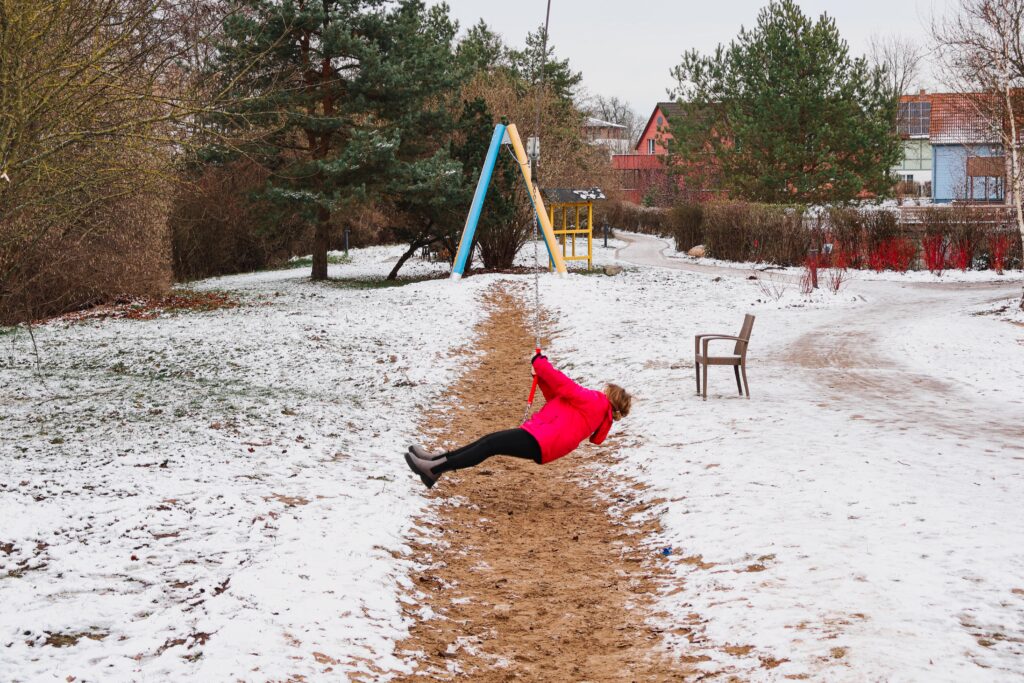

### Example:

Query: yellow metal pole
xmin=548 ymin=205 xmax=555 ymax=271
xmin=587 ymin=201 xmax=593 ymax=270
xmin=573 ymin=205 xmax=579 ymax=258
xmin=561 ymin=206 xmax=567 ymax=258
xmin=505 ymin=124 xmax=567 ymax=275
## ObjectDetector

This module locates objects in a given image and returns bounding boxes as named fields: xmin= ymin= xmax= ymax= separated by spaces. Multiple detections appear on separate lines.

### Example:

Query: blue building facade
xmin=932 ymin=144 xmax=1004 ymax=203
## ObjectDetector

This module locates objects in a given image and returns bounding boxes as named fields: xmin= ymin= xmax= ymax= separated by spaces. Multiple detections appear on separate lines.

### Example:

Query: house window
xmin=657 ymin=116 xmax=664 ymax=126
xmin=897 ymin=101 xmax=931 ymax=137
xmin=647 ymin=139 xmax=655 ymax=154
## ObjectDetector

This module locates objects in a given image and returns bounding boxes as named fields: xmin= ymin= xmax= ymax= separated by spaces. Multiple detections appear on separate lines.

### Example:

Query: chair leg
xmin=740 ymin=362 xmax=750 ymax=398
xmin=702 ymin=362 xmax=708 ymax=401
xmin=695 ymin=360 xmax=701 ymax=395
xmin=733 ymin=365 xmax=742 ymax=395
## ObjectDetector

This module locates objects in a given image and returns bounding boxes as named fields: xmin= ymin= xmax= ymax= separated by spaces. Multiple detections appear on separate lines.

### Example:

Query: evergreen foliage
xmin=506 ymin=25 xmax=583 ymax=104
xmin=214 ymin=0 xmax=463 ymax=280
xmin=668 ymin=0 xmax=901 ymax=204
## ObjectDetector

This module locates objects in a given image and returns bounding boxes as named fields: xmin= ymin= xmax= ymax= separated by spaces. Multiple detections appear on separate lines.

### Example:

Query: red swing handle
xmin=526 ymin=347 xmax=541 ymax=408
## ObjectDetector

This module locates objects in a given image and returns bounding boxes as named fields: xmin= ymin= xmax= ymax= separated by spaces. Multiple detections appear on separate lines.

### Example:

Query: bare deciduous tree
xmin=934 ymin=0 xmax=1024 ymax=308
xmin=0 ymin=0 xmax=281 ymax=321
xmin=869 ymin=33 xmax=926 ymax=98
xmin=584 ymin=94 xmax=642 ymax=148
xmin=0 ymin=0 xmax=212 ymax=321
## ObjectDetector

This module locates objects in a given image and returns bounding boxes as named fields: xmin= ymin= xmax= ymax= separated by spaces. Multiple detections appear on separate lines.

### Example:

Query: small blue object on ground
xmin=661 ymin=546 xmax=672 ymax=556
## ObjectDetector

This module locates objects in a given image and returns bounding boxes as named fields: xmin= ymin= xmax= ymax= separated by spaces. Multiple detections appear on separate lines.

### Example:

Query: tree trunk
xmin=311 ymin=206 xmax=330 ymax=281
xmin=388 ymin=240 xmax=427 ymax=280
xmin=1001 ymin=83 xmax=1024 ymax=309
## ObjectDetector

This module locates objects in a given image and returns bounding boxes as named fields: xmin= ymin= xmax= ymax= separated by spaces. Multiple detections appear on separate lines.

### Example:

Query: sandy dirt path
xmin=391 ymin=285 xmax=690 ymax=681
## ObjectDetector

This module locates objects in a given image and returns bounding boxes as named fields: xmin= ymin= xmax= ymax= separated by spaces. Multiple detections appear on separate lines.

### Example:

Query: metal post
xmin=549 ymin=205 xmax=555 ymax=272
xmin=344 ymin=227 xmax=350 ymax=257
xmin=809 ymin=247 xmax=819 ymax=289
xmin=603 ymin=222 xmax=609 ymax=248
xmin=587 ymin=201 xmax=593 ymax=270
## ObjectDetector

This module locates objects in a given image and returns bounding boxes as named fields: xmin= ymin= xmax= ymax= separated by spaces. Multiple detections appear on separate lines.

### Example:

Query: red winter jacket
xmin=521 ymin=357 xmax=614 ymax=464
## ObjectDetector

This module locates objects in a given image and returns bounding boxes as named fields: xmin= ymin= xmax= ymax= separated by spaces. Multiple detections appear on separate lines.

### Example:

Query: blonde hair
xmin=604 ymin=384 xmax=632 ymax=421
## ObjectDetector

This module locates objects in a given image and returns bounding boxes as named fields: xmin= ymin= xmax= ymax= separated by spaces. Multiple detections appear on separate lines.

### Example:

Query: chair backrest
xmin=734 ymin=314 xmax=755 ymax=356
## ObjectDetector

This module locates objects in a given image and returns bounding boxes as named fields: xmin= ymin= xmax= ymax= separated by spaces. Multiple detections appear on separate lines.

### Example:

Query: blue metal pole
xmin=451 ymin=124 xmax=507 ymax=280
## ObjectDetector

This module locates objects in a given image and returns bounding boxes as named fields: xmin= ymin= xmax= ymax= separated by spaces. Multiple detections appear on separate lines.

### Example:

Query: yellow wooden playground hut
xmin=539 ymin=188 xmax=606 ymax=271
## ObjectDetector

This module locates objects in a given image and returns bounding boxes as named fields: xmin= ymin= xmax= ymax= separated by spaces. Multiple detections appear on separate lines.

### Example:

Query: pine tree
xmin=455 ymin=20 xmax=505 ymax=75
xmin=214 ymin=0 xmax=462 ymax=280
xmin=669 ymin=0 xmax=901 ymax=204
xmin=506 ymin=25 xmax=582 ymax=105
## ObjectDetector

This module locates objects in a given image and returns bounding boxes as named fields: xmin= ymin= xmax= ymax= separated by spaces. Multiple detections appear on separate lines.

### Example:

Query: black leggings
xmin=431 ymin=428 xmax=542 ymax=475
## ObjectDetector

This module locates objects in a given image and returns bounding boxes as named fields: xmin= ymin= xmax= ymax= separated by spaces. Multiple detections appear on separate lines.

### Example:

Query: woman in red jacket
xmin=404 ymin=354 xmax=632 ymax=489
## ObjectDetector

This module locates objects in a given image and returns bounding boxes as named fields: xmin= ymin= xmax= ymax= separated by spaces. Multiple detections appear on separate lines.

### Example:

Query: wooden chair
xmin=695 ymin=314 xmax=755 ymax=400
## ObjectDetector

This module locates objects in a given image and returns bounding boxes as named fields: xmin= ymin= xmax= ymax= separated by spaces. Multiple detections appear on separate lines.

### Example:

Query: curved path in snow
xmin=616 ymin=231 xmax=1024 ymax=445
xmin=615 ymin=232 xmax=800 ymax=283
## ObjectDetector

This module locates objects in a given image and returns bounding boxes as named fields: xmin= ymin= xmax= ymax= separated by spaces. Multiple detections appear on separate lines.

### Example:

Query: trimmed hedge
xmin=596 ymin=202 xmax=671 ymax=238
xmin=616 ymin=200 xmax=1024 ymax=272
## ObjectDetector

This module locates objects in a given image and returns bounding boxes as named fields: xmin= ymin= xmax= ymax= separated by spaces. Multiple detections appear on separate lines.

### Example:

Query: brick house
xmin=611 ymin=102 xmax=684 ymax=204
xmin=583 ymin=117 xmax=631 ymax=156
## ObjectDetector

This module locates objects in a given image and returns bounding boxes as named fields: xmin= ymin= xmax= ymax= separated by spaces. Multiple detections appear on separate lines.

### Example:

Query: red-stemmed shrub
xmin=988 ymin=233 xmax=1012 ymax=274
xmin=823 ymin=263 xmax=850 ymax=294
xmin=868 ymin=238 xmax=916 ymax=272
xmin=949 ymin=239 xmax=973 ymax=271
xmin=867 ymin=245 xmax=886 ymax=272
xmin=829 ymin=247 xmax=852 ymax=270
xmin=800 ymin=253 xmax=818 ymax=294
xmin=922 ymin=235 xmax=947 ymax=274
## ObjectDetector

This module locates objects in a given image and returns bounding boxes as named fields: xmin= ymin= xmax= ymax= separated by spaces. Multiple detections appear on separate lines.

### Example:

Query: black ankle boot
xmin=404 ymin=450 xmax=440 ymax=489
xmin=409 ymin=444 xmax=444 ymax=461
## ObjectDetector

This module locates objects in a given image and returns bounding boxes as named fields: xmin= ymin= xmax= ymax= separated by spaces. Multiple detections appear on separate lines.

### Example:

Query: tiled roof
xmin=632 ymin=102 xmax=686 ymax=151
xmin=656 ymin=102 xmax=685 ymax=119
xmin=929 ymin=93 xmax=1001 ymax=145
xmin=584 ymin=117 xmax=626 ymax=129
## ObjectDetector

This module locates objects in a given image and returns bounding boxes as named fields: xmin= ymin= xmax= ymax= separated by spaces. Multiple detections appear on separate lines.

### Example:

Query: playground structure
xmin=448 ymin=121 xmax=605 ymax=417
xmin=450 ymin=123 xmax=567 ymax=279
xmin=542 ymin=188 xmax=606 ymax=271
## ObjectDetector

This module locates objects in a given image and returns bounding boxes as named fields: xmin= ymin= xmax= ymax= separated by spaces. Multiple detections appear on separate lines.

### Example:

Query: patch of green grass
xmin=569 ymin=266 xmax=635 ymax=277
xmin=323 ymin=273 xmax=443 ymax=289
xmin=274 ymin=254 xmax=352 ymax=270
xmin=0 ymin=326 xmax=16 ymax=336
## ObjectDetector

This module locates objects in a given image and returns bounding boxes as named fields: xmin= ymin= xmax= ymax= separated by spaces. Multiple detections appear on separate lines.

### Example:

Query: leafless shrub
xmin=596 ymin=202 xmax=670 ymax=237
xmin=169 ymin=160 xmax=311 ymax=281
xmin=756 ymin=277 xmax=791 ymax=302
xmin=0 ymin=0 xmax=186 ymax=322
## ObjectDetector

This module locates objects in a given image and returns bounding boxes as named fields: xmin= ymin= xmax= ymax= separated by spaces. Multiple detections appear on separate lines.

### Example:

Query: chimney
xmin=919 ymin=88 xmax=927 ymax=96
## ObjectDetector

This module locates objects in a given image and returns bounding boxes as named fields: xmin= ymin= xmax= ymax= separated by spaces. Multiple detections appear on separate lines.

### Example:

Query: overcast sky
xmin=432 ymin=0 xmax=946 ymax=117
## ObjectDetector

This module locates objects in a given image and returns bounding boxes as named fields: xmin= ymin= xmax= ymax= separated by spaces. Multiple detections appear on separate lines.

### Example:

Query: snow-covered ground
xmin=2 ymin=237 xmax=1022 ymax=681
xmin=551 ymin=235 xmax=1024 ymax=681
xmin=0 ymin=246 xmax=488 ymax=681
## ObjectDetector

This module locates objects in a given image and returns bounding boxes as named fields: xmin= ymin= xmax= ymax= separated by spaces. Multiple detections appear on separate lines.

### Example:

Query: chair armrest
xmin=696 ymin=333 xmax=730 ymax=358
xmin=702 ymin=335 xmax=744 ymax=355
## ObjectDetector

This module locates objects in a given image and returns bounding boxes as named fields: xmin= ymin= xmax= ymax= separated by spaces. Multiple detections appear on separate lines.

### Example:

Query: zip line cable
xmin=524 ymin=0 xmax=552 ymax=422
